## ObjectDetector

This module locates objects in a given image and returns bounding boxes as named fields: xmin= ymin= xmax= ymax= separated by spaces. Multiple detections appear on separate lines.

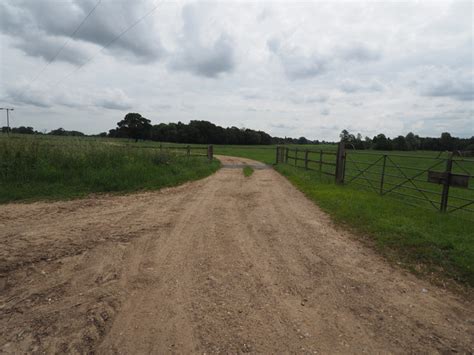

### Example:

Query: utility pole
xmin=0 ymin=107 xmax=14 ymax=135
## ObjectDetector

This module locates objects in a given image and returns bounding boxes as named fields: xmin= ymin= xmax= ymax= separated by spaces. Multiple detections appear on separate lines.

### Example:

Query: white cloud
xmin=168 ymin=3 xmax=235 ymax=78
xmin=0 ymin=0 xmax=472 ymax=140
xmin=94 ymin=89 xmax=134 ymax=110
xmin=3 ymin=80 xmax=133 ymax=111
xmin=416 ymin=67 xmax=474 ymax=101
xmin=0 ymin=0 xmax=166 ymax=64
xmin=267 ymin=38 xmax=327 ymax=80
xmin=339 ymin=78 xmax=385 ymax=94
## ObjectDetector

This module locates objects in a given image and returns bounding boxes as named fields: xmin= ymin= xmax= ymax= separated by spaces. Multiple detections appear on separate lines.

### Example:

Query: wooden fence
xmin=155 ymin=144 xmax=214 ymax=161
xmin=275 ymin=146 xmax=339 ymax=179
xmin=276 ymin=144 xmax=474 ymax=218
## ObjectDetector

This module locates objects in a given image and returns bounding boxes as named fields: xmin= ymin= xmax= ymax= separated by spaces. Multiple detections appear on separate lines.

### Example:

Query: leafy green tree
xmin=340 ymin=129 xmax=356 ymax=144
xmin=12 ymin=126 xmax=35 ymax=134
xmin=117 ymin=113 xmax=152 ymax=142
xmin=372 ymin=133 xmax=392 ymax=150
xmin=297 ymin=136 xmax=308 ymax=144
xmin=440 ymin=132 xmax=453 ymax=151
xmin=392 ymin=135 xmax=408 ymax=150
xmin=405 ymin=132 xmax=419 ymax=150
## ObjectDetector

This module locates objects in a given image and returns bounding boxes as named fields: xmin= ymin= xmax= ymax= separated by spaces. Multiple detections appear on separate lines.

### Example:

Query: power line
xmin=29 ymin=0 xmax=102 ymax=85
xmin=51 ymin=0 xmax=163 ymax=89
xmin=0 ymin=107 xmax=14 ymax=136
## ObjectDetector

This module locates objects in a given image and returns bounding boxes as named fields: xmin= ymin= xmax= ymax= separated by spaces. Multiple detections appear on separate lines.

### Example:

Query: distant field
xmin=214 ymin=144 xmax=335 ymax=164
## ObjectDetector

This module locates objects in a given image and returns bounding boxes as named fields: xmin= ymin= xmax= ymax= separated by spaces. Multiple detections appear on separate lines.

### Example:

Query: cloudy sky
xmin=0 ymin=0 xmax=472 ymax=140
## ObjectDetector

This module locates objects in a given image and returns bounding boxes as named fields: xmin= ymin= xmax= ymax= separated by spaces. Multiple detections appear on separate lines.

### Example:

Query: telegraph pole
xmin=0 ymin=107 xmax=14 ymax=135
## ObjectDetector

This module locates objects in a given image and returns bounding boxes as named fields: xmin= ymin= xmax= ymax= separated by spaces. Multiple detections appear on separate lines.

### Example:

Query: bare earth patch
xmin=0 ymin=156 xmax=473 ymax=353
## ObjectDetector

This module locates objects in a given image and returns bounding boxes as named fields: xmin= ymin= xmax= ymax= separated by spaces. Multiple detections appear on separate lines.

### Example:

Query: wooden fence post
xmin=285 ymin=148 xmax=289 ymax=163
xmin=335 ymin=142 xmax=346 ymax=184
xmin=440 ymin=152 xmax=453 ymax=212
xmin=380 ymin=155 xmax=387 ymax=195
xmin=319 ymin=150 xmax=323 ymax=173
xmin=207 ymin=145 xmax=213 ymax=162
xmin=304 ymin=150 xmax=309 ymax=170
xmin=295 ymin=148 xmax=298 ymax=166
xmin=275 ymin=146 xmax=280 ymax=164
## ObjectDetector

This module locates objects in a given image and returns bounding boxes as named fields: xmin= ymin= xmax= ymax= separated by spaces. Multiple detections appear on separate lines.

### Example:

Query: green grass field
xmin=0 ymin=134 xmax=219 ymax=203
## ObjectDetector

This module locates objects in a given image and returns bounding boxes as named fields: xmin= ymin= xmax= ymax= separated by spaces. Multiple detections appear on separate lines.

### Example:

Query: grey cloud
xmin=94 ymin=89 xmax=133 ymax=110
xmin=1 ymin=1 xmax=472 ymax=139
xmin=4 ymin=81 xmax=132 ymax=111
xmin=270 ymin=123 xmax=297 ymax=130
xmin=415 ymin=67 xmax=474 ymax=101
xmin=169 ymin=3 xmax=235 ymax=78
xmin=320 ymin=108 xmax=330 ymax=116
xmin=96 ymin=100 xmax=132 ymax=111
xmin=288 ymin=94 xmax=328 ymax=105
xmin=305 ymin=94 xmax=329 ymax=103
xmin=14 ymin=33 xmax=91 ymax=65
xmin=422 ymin=79 xmax=474 ymax=101
xmin=155 ymin=104 xmax=172 ymax=110
xmin=267 ymin=38 xmax=327 ymax=80
xmin=339 ymin=79 xmax=385 ymax=93
xmin=267 ymin=39 xmax=381 ymax=80
xmin=337 ymin=43 xmax=381 ymax=62
xmin=5 ymin=85 xmax=51 ymax=108
xmin=239 ymin=89 xmax=265 ymax=100
xmin=0 ymin=0 xmax=166 ymax=64
xmin=257 ymin=7 xmax=273 ymax=22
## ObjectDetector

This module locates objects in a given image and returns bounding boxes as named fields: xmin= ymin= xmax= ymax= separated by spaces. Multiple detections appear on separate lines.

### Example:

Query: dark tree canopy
xmin=339 ymin=129 xmax=474 ymax=152
xmin=48 ymin=128 xmax=84 ymax=136
xmin=116 ymin=113 xmax=152 ymax=142
xmin=148 ymin=120 xmax=289 ymax=145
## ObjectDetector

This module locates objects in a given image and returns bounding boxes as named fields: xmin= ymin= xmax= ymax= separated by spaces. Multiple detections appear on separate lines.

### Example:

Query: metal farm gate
xmin=275 ymin=144 xmax=474 ymax=219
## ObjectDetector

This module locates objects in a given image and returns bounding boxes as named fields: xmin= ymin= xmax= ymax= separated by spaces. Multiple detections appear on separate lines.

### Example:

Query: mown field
xmin=1 ymin=134 xmax=473 ymax=286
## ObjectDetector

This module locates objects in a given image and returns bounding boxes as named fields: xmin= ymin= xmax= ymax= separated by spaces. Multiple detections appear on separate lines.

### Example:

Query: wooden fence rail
xmin=275 ymin=146 xmax=340 ymax=178
xmin=275 ymin=144 xmax=474 ymax=218
xmin=157 ymin=144 xmax=213 ymax=161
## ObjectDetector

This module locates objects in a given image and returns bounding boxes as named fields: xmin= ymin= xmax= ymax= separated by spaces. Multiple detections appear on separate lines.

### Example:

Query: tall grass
xmin=0 ymin=138 xmax=219 ymax=203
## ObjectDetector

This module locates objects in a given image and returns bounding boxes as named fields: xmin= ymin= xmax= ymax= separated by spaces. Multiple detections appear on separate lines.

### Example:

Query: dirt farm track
xmin=0 ymin=156 xmax=473 ymax=354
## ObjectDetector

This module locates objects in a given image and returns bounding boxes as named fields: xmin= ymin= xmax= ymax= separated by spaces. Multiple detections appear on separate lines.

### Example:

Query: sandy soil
xmin=0 ymin=156 xmax=473 ymax=354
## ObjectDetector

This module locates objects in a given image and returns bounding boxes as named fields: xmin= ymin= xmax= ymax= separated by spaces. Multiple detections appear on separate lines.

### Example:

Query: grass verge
xmin=0 ymin=139 xmax=219 ymax=203
xmin=243 ymin=166 xmax=254 ymax=177
xmin=275 ymin=164 xmax=474 ymax=287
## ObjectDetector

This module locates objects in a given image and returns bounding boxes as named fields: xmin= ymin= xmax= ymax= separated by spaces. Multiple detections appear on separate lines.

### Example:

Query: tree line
xmin=105 ymin=113 xmax=316 ymax=145
xmin=339 ymin=129 xmax=474 ymax=152
xmin=2 ymin=112 xmax=473 ymax=151
xmin=1 ymin=126 xmax=85 ymax=136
